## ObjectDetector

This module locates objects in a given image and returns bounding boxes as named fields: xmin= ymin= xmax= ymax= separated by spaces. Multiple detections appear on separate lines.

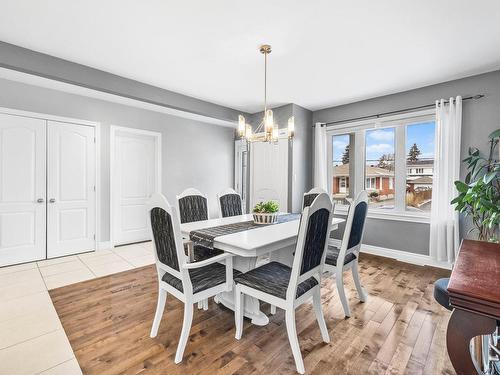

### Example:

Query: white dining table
xmin=180 ymin=213 xmax=345 ymax=326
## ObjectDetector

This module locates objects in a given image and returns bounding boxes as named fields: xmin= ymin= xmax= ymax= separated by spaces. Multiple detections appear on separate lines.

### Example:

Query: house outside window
xmin=326 ymin=109 xmax=436 ymax=222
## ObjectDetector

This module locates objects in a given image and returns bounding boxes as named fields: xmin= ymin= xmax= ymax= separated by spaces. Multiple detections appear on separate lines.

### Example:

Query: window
xmin=365 ymin=128 xmax=395 ymax=209
xmin=365 ymin=177 xmax=377 ymax=189
xmin=406 ymin=121 xmax=435 ymax=212
xmin=330 ymin=134 xmax=352 ymax=205
xmin=326 ymin=110 xmax=436 ymax=221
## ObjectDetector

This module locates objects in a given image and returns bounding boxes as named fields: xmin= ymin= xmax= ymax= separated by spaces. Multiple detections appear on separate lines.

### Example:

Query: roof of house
xmin=407 ymin=159 xmax=434 ymax=168
xmin=407 ymin=176 xmax=433 ymax=184
xmin=333 ymin=163 xmax=394 ymax=177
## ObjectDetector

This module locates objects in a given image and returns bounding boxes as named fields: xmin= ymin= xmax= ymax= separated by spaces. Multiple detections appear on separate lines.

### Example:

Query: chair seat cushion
xmin=234 ymin=261 xmax=318 ymax=300
xmin=433 ymin=278 xmax=452 ymax=311
xmin=325 ymin=245 xmax=357 ymax=266
xmin=162 ymin=262 xmax=241 ymax=294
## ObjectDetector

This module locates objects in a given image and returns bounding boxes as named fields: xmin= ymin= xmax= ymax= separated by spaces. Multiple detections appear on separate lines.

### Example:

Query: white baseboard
xmin=329 ymin=239 xmax=452 ymax=270
xmin=98 ymin=241 xmax=112 ymax=250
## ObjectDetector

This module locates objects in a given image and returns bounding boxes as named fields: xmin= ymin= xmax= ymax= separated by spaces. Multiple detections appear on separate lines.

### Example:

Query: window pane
xmin=331 ymin=134 xmax=352 ymax=205
xmin=365 ymin=128 xmax=395 ymax=209
xmin=406 ymin=121 xmax=435 ymax=212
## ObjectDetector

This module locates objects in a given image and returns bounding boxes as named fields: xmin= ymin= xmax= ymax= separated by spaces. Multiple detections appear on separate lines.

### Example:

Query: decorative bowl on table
xmin=252 ymin=201 xmax=279 ymax=225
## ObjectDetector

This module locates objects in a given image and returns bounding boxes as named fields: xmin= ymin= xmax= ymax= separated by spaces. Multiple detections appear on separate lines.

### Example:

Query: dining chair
xmin=302 ymin=187 xmax=328 ymax=209
xmin=323 ymin=190 xmax=368 ymax=318
xmin=177 ymin=188 xmax=223 ymax=310
xmin=234 ymin=193 xmax=334 ymax=374
xmin=147 ymin=193 xmax=240 ymax=364
xmin=176 ymin=188 xmax=222 ymax=262
xmin=217 ymin=188 xmax=243 ymax=218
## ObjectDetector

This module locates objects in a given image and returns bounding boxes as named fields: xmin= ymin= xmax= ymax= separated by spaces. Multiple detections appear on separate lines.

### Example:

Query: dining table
xmin=180 ymin=213 xmax=345 ymax=326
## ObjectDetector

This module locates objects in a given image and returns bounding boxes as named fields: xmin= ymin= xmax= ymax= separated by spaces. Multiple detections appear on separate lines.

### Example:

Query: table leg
xmin=446 ymin=309 xmax=497 ymax=375
xmin=214 ymin=255 xmax=269 ymax=326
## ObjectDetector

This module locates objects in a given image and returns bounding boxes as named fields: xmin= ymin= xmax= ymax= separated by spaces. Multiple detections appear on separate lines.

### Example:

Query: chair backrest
xmin=217 ymin=188 xmax=243 ymax=218
xmin=302 ymin=187 xmax=328 ymax=209
xmin=176 ymin=188 xmax=209 ymax=224
xmin=287 ymin=193 xmax=334 ymax=300
xmin=148 ymin=193 xmax=193 ymax=295
xmin=338 ymin=190 xmax=368 ymax=263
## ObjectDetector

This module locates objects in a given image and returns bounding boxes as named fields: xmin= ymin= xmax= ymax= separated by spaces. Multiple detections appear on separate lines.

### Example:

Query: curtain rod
xmin=316 ymin=94 xmax=485 ymax=127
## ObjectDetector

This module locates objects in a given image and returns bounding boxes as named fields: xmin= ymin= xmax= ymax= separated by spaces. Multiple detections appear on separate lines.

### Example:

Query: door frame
xmin=109 ymin=125 xmax=162 ymax=248
xmin=0 ymin=106 xmax=101 ymax=256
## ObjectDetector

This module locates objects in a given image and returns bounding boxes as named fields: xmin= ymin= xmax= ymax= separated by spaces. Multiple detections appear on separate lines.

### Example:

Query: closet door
xmin=0 ymin=113 xmax=46 ymax=266
xmin=47 ymin=121 xmax=96 ymax=258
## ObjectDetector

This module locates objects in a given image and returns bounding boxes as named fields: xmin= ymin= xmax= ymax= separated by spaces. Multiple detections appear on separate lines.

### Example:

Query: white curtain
xmin=314 ymin=123 xmax=328 ymax=191
xmin=429 ymin=96 xmax=462 ymax=263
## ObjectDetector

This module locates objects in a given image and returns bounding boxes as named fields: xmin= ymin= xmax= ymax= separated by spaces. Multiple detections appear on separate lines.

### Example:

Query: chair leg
xmin=285 ymin=309 xmax=305 ymax=374
xmin=235 ymin=286 xmax=244 ymax=340
xmin=150 ymin=288 xmax=167 ymax=338
xmin=336 ymin=271 xmax=351 ymax=317
xmin=312 ymin=288 xmax=330 ymax=343
xmin=203 ymin=298 xmax=209 ymax=310
xmin=197 ymin=301 xmax=203 ymax=309
xmin=352 ymin=261 xmax=367 ymax=302
xmin=270 ymin=305 xmax=276 ymax=315
xmin=174 ymin=301 xmax=194 ymax=364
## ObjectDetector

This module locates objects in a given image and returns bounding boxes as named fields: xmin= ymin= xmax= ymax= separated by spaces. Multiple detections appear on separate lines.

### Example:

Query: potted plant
xmin=253 ymin=201 xmax=279 ymax=224
xmin=451 ymin=129 xmax=500 ymax=242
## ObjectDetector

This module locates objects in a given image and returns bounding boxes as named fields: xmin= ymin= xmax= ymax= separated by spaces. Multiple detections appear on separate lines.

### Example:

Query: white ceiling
xmin=1 ymin=0 xmax=500 ymax=113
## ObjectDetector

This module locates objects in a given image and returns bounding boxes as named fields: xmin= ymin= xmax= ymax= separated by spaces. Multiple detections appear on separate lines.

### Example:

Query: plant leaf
xmin=488 ymin=128 xmax=500 ymax=139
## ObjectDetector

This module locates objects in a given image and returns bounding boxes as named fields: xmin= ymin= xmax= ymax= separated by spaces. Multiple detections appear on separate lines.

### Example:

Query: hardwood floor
xmin=49 ymin=254 xmax=453 ymax=374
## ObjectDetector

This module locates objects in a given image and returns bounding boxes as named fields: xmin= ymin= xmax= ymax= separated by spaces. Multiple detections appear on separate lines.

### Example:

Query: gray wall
xmin=0 ymin=41 xmax=246 ymax=122
xmin=313 ymin=70 xmax=500 ymax=255
xmin=0 ymin=77 xmax=235 ymax=242
xmin=291 ymin=104 xmax=313 ymax=213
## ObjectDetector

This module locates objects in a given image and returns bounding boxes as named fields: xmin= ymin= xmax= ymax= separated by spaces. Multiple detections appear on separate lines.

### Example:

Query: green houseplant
xmin=451 ymin=129 xmax=500 ymax=242
xmin=253 ymin=201 xmax=279 ymax=224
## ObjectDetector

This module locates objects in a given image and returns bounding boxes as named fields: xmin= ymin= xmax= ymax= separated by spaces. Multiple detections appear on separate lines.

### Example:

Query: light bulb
xmin=265 ymin=109 xmax=274 ymax=134
xmin=238 ymin=115 xmax=246 ymax=137
xmin=288 ymin=116 xmax=295 ymax=138
xmin=245 ymin=124 xmax=252 ymax=139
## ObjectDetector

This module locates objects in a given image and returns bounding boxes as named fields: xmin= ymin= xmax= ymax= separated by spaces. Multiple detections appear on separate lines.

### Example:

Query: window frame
xmin=326 ymin=109 xmax=435 ymax=224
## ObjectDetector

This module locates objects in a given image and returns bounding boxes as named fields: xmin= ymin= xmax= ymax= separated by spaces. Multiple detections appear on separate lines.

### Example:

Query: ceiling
xmin=1 ymin=0 xmax=500 ymax=113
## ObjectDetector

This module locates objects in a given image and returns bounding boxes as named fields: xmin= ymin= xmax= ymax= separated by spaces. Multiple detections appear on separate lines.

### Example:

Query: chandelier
xmin=237 ymin=44 xmax=294 ymax=143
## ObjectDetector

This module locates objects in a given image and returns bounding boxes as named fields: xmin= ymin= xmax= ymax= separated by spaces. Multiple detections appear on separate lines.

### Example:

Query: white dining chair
xmin=234 ymin=193 xmax=334 ymax=374
xmin=217 ymin=188 xmax=243 ymax=218
xmin=177 ymin=188 xmax=222 ymax=260
xmin=302 ymin=187 xmax=328 ymax=209
xmin=147 ymin=193 xmax=239 ymax=364
xmin=323 ymin=190 xmax=368 ymax=317
xmin=177 ymin=188 xmax=222 ymax=309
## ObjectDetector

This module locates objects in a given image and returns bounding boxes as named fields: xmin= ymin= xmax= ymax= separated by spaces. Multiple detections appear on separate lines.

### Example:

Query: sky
xmin=332 ymin=121 xmax=435 ymax=166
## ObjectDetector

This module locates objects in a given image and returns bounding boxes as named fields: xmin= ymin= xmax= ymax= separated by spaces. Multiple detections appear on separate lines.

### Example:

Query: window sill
xmin=334 ymin=206 xmax=430 ymax=224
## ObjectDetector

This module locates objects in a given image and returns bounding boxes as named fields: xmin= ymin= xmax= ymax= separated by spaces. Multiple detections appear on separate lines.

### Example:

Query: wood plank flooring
xmin=49 ymin=254 xmax=453 ymax=374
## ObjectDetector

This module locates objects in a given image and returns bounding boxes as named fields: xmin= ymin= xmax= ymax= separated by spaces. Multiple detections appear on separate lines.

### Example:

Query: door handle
xmin=49 ymin=198 xmax=56 ymax=203
xmin=37 ymin=198 xmax=44 ymax=203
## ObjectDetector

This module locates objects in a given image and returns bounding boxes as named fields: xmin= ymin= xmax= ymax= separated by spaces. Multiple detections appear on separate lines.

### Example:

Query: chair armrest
xmin=182 ymin=252 xmax=235 ymax=292
xmin=183 ymin=239 xmax=194 ymax=262
xmin=182 ymin=252 xmax=232 ymax=269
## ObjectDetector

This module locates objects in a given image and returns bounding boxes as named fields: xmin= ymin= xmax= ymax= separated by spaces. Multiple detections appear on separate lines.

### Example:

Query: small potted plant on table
xmin=253 ymin=201 xmax=279 ymax=224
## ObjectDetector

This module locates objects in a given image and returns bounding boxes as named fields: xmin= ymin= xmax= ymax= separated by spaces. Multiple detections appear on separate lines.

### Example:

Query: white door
xmin=0 ymin=113 xmax=46 ymax=266
xmin=112 ymin=128 xmax=160 ymax=246
xmin=249 ymin=135 xmax=289 ymax=211
xmin=47 ymin=121 xmax=96 ymax=258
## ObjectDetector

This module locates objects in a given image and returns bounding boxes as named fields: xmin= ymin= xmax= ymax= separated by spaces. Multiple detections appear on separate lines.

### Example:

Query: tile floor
xmin=0 ymin=242 xmax=156 ymax=375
